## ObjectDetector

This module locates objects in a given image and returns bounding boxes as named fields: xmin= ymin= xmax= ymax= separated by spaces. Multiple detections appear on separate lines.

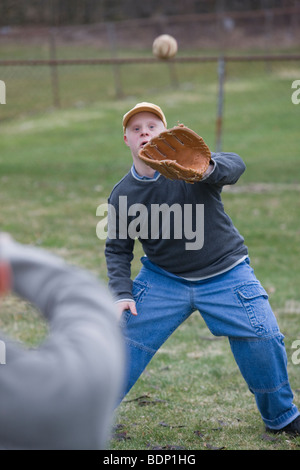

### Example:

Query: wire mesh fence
xmin=0 ymin=8 xmax=299 ymax=121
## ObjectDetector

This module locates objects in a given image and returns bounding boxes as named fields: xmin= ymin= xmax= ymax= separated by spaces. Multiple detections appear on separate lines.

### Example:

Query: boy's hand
xmin=0 ymin=262 xmax=11 ymax=297
xmin=138 ymin=125 xmax=211 ymax=183
xmin=0 ymin=233 xmax=12 ymax=297
xmin=116 ymin=300 xmax=138 ymax=318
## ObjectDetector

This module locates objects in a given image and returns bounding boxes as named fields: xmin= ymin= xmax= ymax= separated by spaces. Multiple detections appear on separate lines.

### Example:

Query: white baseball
xmin=152 ymin=34 xmax=178 ymax=60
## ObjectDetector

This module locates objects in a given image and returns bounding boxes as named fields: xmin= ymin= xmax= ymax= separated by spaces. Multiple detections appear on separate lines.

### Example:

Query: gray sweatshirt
xmin=105 ymin=152 xmax=248 ymax=301
xmin=0 ymin=237 xmax=124 ymax=449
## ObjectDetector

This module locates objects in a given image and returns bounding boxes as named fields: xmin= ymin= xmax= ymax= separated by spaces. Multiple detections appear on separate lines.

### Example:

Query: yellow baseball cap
xmin=122 ymin=102 xmax=167 ymax=133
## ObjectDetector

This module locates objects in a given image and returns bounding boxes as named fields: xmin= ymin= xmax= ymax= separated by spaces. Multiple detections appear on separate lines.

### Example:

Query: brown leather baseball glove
xmin=138 ymin=125 xmax=211 ymax=183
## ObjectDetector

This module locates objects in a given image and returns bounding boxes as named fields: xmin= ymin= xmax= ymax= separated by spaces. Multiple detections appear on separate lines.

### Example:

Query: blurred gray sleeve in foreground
xmin=0 ymin=237 xmax=124 ymax=450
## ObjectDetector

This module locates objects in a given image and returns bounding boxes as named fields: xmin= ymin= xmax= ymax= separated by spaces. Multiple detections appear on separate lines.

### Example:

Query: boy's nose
xmin=140 ymin=127 xmax=149 ymax=136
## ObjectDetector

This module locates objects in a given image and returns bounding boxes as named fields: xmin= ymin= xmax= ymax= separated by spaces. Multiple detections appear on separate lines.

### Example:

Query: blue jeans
xmin=120 ymin=257 xmax=299 ymax=430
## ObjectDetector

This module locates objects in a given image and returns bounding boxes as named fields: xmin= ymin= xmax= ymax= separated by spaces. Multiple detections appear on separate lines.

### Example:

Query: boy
xmin=105 ymin=102 xmax=300 ymax=435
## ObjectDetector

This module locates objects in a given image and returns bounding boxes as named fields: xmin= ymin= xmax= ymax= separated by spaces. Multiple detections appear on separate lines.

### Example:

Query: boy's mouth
xmin=140 ymin=140 xmax=148 ymax=148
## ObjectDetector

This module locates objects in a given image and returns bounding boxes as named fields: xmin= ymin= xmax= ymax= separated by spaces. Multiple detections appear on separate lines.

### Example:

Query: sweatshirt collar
xmin=131 ymin=165 xmax=160 ymax=181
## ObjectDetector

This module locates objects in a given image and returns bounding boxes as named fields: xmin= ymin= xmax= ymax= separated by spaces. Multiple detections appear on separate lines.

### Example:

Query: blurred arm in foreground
xmin=0 ymin=233 xmax=124 ymax=450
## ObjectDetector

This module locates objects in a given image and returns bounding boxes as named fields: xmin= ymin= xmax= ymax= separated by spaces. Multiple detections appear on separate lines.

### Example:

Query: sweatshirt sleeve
xmin=105 ymin=196 xmax=135 ymax=302
xmin=203 ymin=152 xmax=246 ymax=186
xmin=0 ymin=236 xmax=124 ymax=450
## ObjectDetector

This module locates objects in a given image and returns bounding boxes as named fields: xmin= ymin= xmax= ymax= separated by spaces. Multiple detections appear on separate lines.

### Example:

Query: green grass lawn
xmin=0 ymin=56 xmax=300 ymax=450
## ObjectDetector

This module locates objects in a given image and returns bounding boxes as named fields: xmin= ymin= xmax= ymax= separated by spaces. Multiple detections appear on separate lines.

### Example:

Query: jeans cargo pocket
xmin=120 ymin=280 xmax=150 ymax=329
xmin=236 ymin=282 xmax=270 ymax=336
xmin=119 ymin=308 xmax=132 ymax=328
xmin=132 ymin=279 xmax=149 ymax=304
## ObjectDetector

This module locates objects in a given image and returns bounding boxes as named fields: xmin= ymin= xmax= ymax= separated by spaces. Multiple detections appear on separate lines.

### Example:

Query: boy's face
xmin=124 ymin=112 xmax=166 ymax=160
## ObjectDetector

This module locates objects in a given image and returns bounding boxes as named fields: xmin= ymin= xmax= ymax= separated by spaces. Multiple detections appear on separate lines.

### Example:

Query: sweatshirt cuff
xmin=201 ymin=159 xmax=216 ymax=181
xmin=115 ymin=297 xmax=134 ymax=303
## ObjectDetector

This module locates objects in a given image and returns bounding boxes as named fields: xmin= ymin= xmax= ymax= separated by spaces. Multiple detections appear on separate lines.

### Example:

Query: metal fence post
xmin=49 ymin=28 xmax=61 ymax=108
xmin=106 ymin=22 xmax=123 ymax=98
xmin=215 ymin=55 xmax=225 ymax=153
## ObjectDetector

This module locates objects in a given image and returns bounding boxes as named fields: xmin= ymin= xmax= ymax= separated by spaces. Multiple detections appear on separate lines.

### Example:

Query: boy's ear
xmin=123 ymin=134 xmax=129 ymax=146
